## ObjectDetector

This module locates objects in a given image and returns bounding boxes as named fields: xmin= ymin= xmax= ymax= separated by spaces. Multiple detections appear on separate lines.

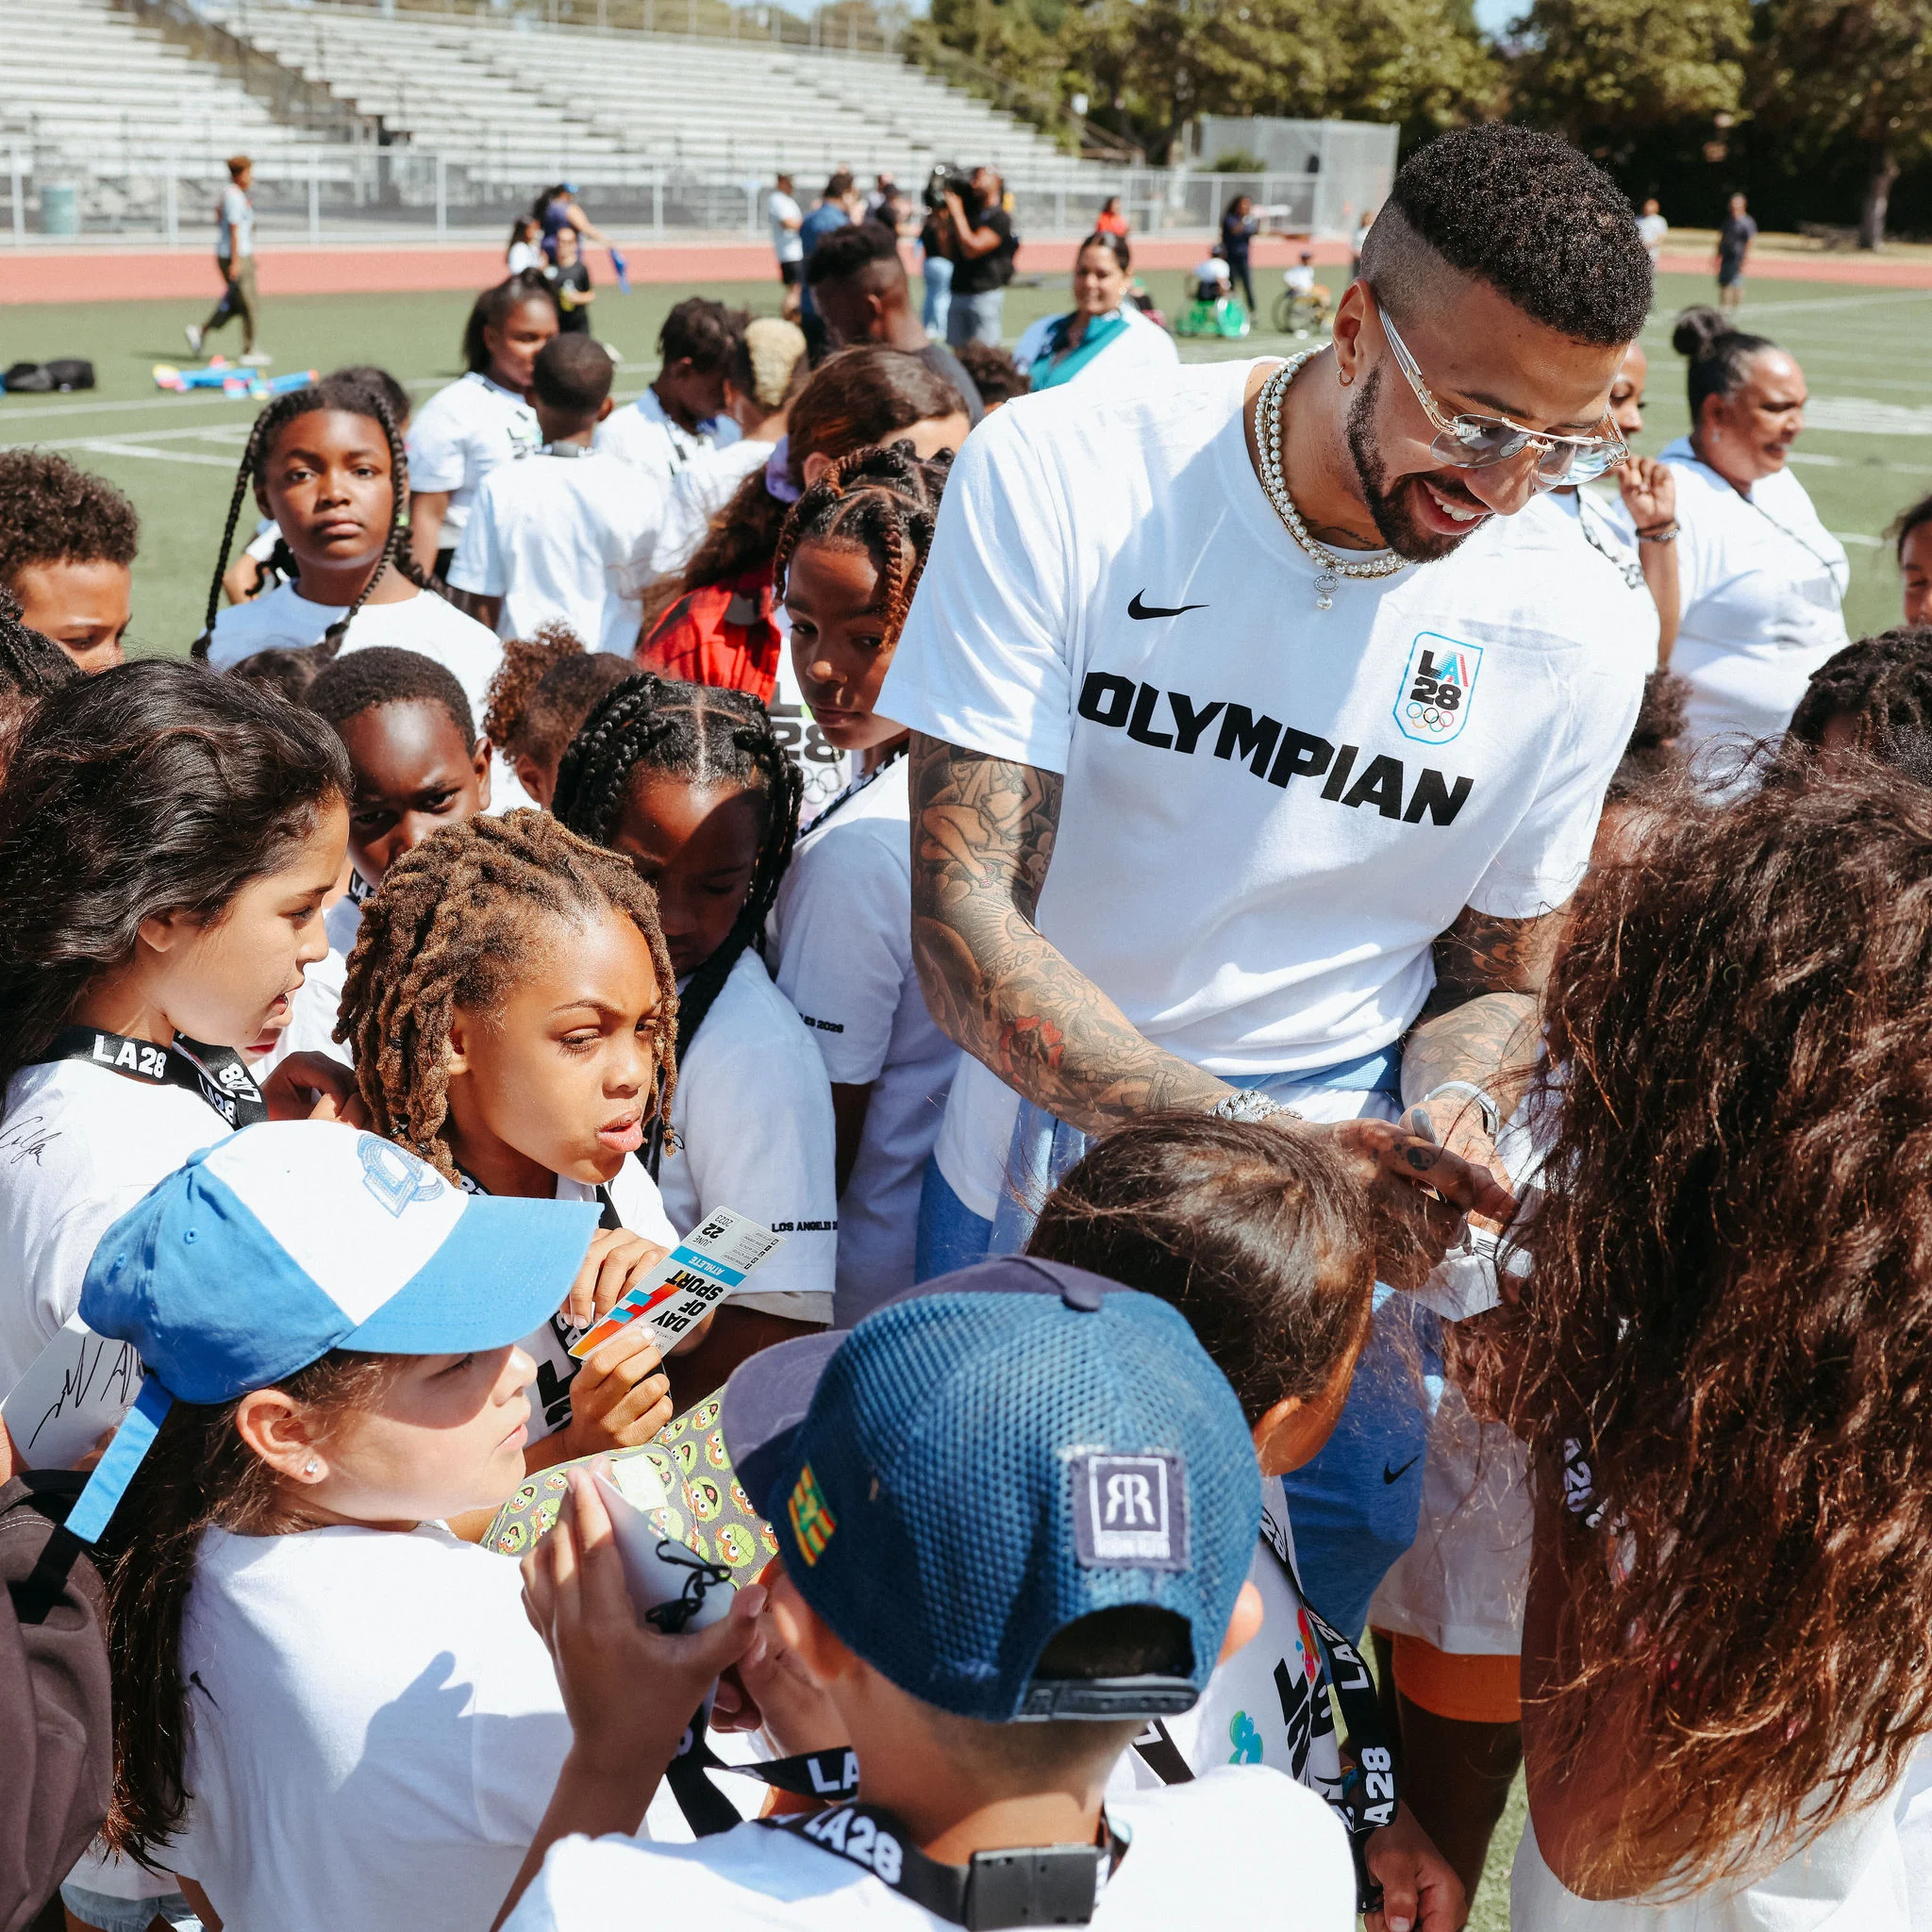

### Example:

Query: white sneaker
xmin=239 ymin=351 xmax=273 ymax=367
xmin=184 ymin=324 xmax=203 ymax=355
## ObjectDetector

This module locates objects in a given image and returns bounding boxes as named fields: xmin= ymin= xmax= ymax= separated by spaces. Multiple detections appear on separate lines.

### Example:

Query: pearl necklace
xmin=1254 ymin=353 xmax=1410 ymax=610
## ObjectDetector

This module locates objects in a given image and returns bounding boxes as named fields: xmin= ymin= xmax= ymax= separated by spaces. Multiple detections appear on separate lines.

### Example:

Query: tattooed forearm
xmin=908 ymin=734 xmax=1230 ymax=1136
xmin=1405 ymin=904 xmax=1558 ymax=1123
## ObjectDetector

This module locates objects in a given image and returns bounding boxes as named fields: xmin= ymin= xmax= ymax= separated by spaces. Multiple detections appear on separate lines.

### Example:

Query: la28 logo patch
xmin=1395 ymin=632 xmax=1483 ymax=746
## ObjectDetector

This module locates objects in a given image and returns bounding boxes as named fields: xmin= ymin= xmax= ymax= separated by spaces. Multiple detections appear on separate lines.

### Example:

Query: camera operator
xmin=941 ymin=165 xmax=1017 ymax=348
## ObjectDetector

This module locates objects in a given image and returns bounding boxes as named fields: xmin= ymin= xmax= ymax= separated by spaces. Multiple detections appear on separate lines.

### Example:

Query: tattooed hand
xmin=1324 ymin=1114 xmax=1516 ymax=1291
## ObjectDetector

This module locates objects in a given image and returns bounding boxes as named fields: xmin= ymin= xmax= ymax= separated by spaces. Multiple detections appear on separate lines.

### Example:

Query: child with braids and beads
xmin=221 ymin=363 xmax=412 ymax=608
xmin=767 ymin=444 xmax=960 ymax=1321
xmin=195 ymin=375 xmax=525 ymax=802
xmin=334 ymin=808 xmax=703 ymax=1472
xmin=0 ymin=586 xmax=79 ymax=778
xmin=482 ymin=623 xmax=634 ymax=808
xmin=554 ymin=675 xmax=838 ymax=1398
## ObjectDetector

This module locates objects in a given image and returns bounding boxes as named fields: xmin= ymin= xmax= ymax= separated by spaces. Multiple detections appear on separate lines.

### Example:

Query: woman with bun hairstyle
xmin=1011 ymin=231 xmax=1179 ymax=391
xmin=636 ymin=345 xmax=970 ymax=818
xmin=1648 ymin=307 xmax=1848 ymax=767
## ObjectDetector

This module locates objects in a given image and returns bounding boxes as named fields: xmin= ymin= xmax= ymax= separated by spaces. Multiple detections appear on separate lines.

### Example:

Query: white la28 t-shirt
xmin=880 ymin=359 xmax=1646 ymax=1083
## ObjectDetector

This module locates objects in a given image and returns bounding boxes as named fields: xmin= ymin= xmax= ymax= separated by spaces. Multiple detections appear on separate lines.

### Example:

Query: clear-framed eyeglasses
xmin=1378 ymin=306 xmax=1629 ymax=486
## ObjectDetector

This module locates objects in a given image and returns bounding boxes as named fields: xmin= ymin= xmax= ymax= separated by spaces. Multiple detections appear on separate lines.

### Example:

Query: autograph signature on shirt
xmin=0 ymin=1112 xmax=57 ymax=1168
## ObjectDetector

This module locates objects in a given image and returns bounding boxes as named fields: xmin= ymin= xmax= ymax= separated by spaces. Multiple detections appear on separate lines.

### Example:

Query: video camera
xmin=923 ymin=162 xmax=974 ymax=211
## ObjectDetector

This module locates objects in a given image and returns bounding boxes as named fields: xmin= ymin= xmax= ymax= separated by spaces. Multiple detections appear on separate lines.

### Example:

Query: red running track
xmin=1 ymin=236 xmax=1929 ymax=306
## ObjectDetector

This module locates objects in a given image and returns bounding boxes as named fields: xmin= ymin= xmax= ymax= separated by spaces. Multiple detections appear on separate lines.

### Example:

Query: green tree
xmin=1752 ymin=0 xmax=1932 ymax=245
xmin=1507 ymin=0 xmax=1748 ymax=146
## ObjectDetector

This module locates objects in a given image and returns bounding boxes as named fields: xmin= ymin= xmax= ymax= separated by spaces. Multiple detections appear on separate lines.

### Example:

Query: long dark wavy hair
xmin=1515 ymin=762 xmax=1932 ymax=1890
xmin=0 ymin=660 xmax=351 ymax=1096
xmin=102 ymin=1354 xmax=393 ymax=1862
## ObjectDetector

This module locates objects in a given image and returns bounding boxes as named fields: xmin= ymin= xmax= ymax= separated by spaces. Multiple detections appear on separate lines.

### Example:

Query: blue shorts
xmin=915 ymin=1154 xmax=993 ymax=1283
xmin=59 ymin=1883 xmax=203 ymax=1932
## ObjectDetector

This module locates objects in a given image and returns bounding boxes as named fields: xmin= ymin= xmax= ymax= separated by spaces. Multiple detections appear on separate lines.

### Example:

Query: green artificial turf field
xmin=1 ymin=264 xmax=1926 ymax=654
xmin=0 ymin=261 xmax=1923 ymax=1925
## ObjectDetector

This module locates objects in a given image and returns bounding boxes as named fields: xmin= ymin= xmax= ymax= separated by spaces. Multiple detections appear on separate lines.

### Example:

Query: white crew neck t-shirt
xmin=880 ymin=359 xmax=1644 ymax=1082
xmin=595 ymin=388 xmax=741 ymax=495
xmin=407 ymin=372 xmax=542 ymax=541
xmin=656 ymin=948 xmax=838 ymax=1324
xmin=203 ymin=582 xmax=532 ymax=809
xmin=652 ymin=438 xmax=775 ymax=579
xmin=1624 ymin=439 xmax=1849 ymax=752
xmin=1108 ymin=1481 xmax=1343 ymax=1811
xmin=448 ymin=447 xmax=662 ymax=656
xmin=1524 ymin=488 xmax=1663 ymax=674
xmin=506 ymin=1764 xmax=1354 ymax=1932
xmin=771 ymin=758 xmax=958 ymax=1322
xmin=508 ymin=1160 xmax=679 ymax=1441
xmin=0 ymin=1062 xmax=237 ymax=1392
xmin=172 ymin=1521 xmax=571 ymax=1932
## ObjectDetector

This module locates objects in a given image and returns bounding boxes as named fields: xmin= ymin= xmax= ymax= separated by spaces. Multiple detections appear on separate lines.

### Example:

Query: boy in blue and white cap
xmin=70 ymin=1122 xmax=761 ymax=1932
xmin=504 ymin=1255 xmax=1356 ymax=1930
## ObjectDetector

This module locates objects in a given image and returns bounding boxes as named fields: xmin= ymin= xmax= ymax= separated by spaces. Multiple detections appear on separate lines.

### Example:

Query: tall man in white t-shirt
xmin=880 ymin=124 xmax=1657 ymax=1634
xmin=769 ymin=172 xmax=805 ymax=316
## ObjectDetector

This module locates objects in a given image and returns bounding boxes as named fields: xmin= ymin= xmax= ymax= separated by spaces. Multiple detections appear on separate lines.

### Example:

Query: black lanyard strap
xmin=763 ymin=1802 xmax=1110 ymax=1929
xmin=40 ymin=1027 xmax=267 ymax=1129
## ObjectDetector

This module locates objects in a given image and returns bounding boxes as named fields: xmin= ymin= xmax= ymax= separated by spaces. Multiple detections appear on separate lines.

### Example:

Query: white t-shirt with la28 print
xmin=657 ymin=948 xmax=839 ymax=1324
xmin=880 ymin=359 xmax=1645 ymax=1084
xmin=1108 ymin=1481 xmax=1344 ymax=1810
xmin=447 ymin=447 xmax=663 ymax=657
xmin=407 ymin=371 xmax=542 ymax=541
xmin=0 ymin=1061 xmax=238 ymax=1392
xmin=771 ymin=757 xmax=959 ymax=1323
xmin=505 ymin=1765 xmax=1355 ymax=1932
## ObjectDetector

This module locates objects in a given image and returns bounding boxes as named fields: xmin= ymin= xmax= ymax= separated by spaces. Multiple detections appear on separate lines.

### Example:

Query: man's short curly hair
xmin=1363 ymin=124 xmax=1652 ymax=346
xmin=0 ymin=449 xmax=139 ymax=588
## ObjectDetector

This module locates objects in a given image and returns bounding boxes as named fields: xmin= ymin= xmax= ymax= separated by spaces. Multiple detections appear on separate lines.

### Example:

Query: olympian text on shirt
xmin=1075 ymin=673 xmax=1474 ymax=826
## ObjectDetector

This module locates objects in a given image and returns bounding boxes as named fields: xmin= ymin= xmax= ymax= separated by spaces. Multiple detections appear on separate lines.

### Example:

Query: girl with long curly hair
xmin=335 ymin=808 xmax=691 ymax=1473
xmin=1511 ymin=762 xmax=1932 ymax=1927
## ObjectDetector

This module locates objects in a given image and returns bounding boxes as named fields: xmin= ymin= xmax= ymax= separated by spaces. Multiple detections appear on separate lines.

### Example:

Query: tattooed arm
xmin=909 ymin=735 xmax=1513 ymax=1266
xmin=1402 ymin=904 xmax=1560 ymax=1187
xmin=908 ymin=733 xmax=1229 ymax=1134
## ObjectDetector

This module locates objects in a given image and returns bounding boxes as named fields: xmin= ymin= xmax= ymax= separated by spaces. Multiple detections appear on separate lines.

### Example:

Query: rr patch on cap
xmin=1073 ymin=1452 xmax=1189 ymax=1571
xmin=788 ymin=1461 xmax=837 ymax=1566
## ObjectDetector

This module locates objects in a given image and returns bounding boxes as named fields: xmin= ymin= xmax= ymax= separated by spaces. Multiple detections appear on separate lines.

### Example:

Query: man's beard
xmin=1343 ymin=365 xmax=1486 ymax=564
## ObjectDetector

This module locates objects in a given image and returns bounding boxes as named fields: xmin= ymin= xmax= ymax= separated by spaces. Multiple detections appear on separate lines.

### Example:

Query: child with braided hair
xmin=767 ymin=442 xmax=960 ymax=1320
xmin=554 ymin=674 xmax=837 ymax=1398
xmin=336 ymin=808 xmax=695 ymax=1468
xmin=196 ymin=376 xmax=525 ymax=801
xmin=482 ymin=622 xmax=634 ymax=808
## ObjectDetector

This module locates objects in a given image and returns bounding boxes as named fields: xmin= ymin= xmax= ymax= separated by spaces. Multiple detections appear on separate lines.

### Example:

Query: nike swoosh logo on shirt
xmin=1127 ymin=591 xmax=1208 ymax=620
xmin=1382 ymin=1456 xmax=1421 ymax=1485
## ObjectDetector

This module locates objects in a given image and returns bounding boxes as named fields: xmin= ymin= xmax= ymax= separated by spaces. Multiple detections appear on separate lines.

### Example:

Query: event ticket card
xmin=569 ymin=1207 xmax=784 ymax=1357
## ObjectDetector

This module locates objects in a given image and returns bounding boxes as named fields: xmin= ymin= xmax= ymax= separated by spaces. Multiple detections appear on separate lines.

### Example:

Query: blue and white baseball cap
xmin=722 ymin=1256 xmax=1260 ymax=1724
xmin=67 ymin=1122 xmax=601 ymax=1542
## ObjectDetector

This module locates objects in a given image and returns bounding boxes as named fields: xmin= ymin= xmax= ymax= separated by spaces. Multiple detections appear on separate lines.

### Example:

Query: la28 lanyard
xmin=1130 ymin=1505 xmax=1399 ymax=1912
xmin=40 ymin=1026 xmax=267 ymax=1129
xmin=761 ymin=1800 xmax=1119 ymax=1929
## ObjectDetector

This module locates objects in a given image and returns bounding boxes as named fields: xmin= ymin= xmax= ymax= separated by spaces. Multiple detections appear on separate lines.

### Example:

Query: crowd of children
xmin=8 ymin=135 xmax=1932 ymax=1932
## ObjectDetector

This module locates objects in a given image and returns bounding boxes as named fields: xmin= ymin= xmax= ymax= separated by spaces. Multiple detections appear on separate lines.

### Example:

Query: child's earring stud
xmin=304 ymin=1459 xmax=320 ymax=1476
